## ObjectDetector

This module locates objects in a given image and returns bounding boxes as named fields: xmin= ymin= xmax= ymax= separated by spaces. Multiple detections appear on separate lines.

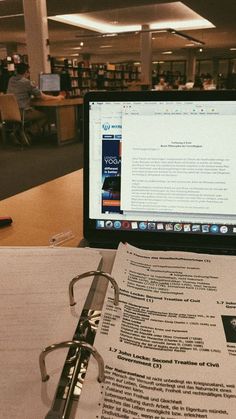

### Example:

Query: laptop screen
xmin=84 ymin=90 xmax=236 ymax=251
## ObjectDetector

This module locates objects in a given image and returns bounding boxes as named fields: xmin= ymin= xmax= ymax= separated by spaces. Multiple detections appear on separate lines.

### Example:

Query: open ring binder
xmin=68 ymin=270 xmax=119 ymax=306
xmin=39 ymin=340 xmax=105 ymax=383
xmin=40 ymin=269 xmax=118 ymax=418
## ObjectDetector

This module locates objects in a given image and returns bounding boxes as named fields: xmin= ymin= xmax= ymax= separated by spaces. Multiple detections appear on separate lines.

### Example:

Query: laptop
xmin=82 ymin=90 xmax=236 ymax=255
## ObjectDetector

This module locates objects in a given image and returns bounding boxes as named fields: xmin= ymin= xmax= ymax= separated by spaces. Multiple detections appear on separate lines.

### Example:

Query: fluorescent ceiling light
xmin=230 ymin=48 xmax=236 ymax=51
xmin=49 ymin=14 xmax=140 ymax=33
xmin=150 ymin=18 xmax=214 ymax=31
xmin=162 ymin=51 xmax=173 ymax=54
xmin=100 ymin=45 xmax=112 ymax=48
xmin=102 ymin=33 xmax=118 ymax=37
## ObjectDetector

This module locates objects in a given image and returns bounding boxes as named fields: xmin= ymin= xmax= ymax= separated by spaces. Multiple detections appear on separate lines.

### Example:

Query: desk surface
xmin=32 ymin=97 xmax=83 ymax=107
xmin=0 ymin=170 xmax=83 ymax=246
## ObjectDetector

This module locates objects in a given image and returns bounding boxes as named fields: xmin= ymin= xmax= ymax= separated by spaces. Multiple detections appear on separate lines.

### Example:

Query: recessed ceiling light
xmin=162 ymin=51 xmax=173 ymax=55
xmin=80 ymin=42 xmax=84 ymax=46
xmin=199 ymin=48 xmax=203 ymax=52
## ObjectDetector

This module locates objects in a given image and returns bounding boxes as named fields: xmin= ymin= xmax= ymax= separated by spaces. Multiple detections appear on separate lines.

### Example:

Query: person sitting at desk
xmin=154 ymin=76 xmax=169 ymax=91
xmin=7 ymin=62 xmax=64 ymax=138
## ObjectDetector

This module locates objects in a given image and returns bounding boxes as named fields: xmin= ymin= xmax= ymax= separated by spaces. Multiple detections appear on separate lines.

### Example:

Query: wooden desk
xmin=0 ymin=170 xmax=83 ymax=246
xmin=32 ymin=97 xmax=83 ymax=146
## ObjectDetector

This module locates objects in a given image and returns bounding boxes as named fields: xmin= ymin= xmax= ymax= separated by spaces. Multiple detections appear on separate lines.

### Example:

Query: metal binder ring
xmin=39 ymin=340 xmax=105 ymax=383
xmin=68 ymin=270 xmax=119 ymax=307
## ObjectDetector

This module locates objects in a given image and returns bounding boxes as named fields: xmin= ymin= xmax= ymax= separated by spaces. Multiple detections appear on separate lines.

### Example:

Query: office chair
xmin=0 ymin=94 xmax=31 ymax=146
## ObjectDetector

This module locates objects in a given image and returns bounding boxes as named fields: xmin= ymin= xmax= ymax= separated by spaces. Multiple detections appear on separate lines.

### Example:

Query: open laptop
xmin=82 ymin=90 xmax=236 ymax=255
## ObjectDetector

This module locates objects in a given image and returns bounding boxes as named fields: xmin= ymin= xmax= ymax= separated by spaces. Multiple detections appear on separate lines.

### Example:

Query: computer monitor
xmin=39 ymin=73 xmax=60 ymax=93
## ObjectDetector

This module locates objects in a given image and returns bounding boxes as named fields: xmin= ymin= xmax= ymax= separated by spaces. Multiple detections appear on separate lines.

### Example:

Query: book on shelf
xmin=2 ymin=243 xmax=236 ymax=418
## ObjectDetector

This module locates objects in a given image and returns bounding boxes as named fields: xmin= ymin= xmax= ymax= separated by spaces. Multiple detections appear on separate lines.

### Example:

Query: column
xmin=23 ymin=0 xmax=51 ymax=85
xmin=186 ymin=49 xmax=196 ymax=82
xmin=140 ymin=24 xmax=152 ymax=87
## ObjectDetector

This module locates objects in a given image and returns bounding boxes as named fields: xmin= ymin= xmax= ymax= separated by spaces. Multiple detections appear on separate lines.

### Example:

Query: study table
xmin=0 ymin=168 xmax=115 ymax=270
xmin=32 ymin=97 xmax=84 ymax=146
xmin=0 ymin=169 xmax=83 ymax=247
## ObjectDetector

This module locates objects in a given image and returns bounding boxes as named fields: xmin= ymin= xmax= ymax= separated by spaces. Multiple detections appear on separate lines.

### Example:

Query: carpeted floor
xmin=0 ymin=136 xmax=84 ymax=200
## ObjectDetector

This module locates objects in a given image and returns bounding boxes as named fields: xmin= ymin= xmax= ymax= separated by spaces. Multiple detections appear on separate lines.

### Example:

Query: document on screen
xmin=121 ymin=114 xmax=236 ymax=216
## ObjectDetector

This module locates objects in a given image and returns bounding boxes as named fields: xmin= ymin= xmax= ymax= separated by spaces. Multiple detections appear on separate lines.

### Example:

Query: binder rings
xmin=40 ymin=270 xmax=119 ymax=419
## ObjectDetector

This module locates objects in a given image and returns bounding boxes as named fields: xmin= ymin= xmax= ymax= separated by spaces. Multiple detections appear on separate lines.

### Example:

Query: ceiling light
xmin=100 ymin=45 xmax=112 ymax=48
xmin=102 ymin=33 xmax=118 ymax=37
xmin=72 ymin=47 xmax=82 ymax=50
xmin=162 ymin=51 xmax=173 ymax=55
xmin=49 ymin=14 xmax=214 ymax=33
xmin=199 ymin=48 xmax=203 ymax=52
xmin=230 ymin=48 xmax=236 ymax=51
xmin=151 ymin=29 xmax=168 ymax=34
xmin=150 ymin=18 xmax=214 ymax=31
xmin=185 ymin=43 xmax=195 ymax=47
xmin=49 ymin=14 xmax=140 ymax=33
xmin=80 ymin=42 xmax=84 ymax=46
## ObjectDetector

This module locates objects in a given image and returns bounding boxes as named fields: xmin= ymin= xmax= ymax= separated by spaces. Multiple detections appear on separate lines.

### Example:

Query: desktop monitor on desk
xmin=39 ymin=73 xmax=60 ymax=94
